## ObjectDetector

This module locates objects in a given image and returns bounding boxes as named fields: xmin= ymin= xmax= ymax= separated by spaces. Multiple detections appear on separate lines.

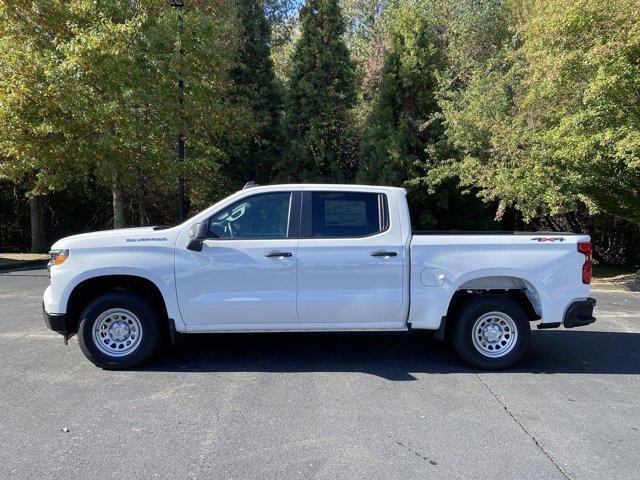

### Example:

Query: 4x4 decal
xmin=532 ymin=237 xmax=566 ymax=242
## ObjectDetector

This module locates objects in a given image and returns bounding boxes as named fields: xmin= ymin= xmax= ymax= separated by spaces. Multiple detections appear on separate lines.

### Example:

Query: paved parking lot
xmin=1 ymin=268 xmax=638 ymax=479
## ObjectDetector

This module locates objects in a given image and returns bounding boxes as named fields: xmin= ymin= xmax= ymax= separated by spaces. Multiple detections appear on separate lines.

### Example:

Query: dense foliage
xmin=355 ymin=1 xmax=514 ymax=230
xmin=281 ymin=0 xmax=357 ymax=182
xmin=439 ymin=0 xmax=640 ymax=224
xmin=226 ymin=0 xmax=282 ymax=190
xmin=0 ymin=0 xmax=639 ymax=266
xmin=0 ymin=0 xmax=242 ymax=238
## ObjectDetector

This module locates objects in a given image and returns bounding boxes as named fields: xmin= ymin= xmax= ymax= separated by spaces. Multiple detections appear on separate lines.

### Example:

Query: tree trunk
xmin=135 ymin=165 xmax=147 ymax=226
xmin=30 ymin=195 xmax=46 ymax=253
xmin=112 ymin=165 xmax=126 ymax=229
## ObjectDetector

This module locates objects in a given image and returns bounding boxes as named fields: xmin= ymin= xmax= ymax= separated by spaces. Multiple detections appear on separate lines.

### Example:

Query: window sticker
xmin=324 ymin=200 xmax=367 ymax=226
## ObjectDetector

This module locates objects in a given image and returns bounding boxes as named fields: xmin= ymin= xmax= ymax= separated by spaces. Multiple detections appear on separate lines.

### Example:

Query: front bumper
xmin=42 ymin=302 xmax=73 ymax=337
xmin=563 ymin=297 xmax=597 ymax=328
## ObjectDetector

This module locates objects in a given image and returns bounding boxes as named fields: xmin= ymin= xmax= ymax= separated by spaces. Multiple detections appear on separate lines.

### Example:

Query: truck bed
xmin=407 ymin=232 xmax=591 ymax=330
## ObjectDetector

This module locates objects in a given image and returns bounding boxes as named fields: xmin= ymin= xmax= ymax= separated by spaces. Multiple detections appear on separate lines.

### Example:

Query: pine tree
xmin=358 ymin=3 xmax=443 ymax=188
xmin=282 ymin=0 xmax=356 ymax=182
xmin=227 ymin=0 xmax=282 ymax=188
xmin=358 ymin=3 xmax=498 ymax=230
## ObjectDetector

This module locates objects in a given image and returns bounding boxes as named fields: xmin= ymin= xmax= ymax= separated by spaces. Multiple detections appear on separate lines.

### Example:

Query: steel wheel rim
xmin=92 ymin=308 xmax=143 ymax=357
xmin=471 ymin=311 xmax=518 ymax=358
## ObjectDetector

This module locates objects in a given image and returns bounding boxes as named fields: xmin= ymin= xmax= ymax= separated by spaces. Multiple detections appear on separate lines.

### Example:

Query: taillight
xmin=577 ymin=242 xmax=592 ymax=284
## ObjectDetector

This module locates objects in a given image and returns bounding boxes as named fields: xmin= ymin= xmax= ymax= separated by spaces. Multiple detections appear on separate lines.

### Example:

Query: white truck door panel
xmin=297 ymin=191 xmax=405 ymax=325
xmin=175 ymin=240 xmax=298 ymax=325
xmin=175 ymin=191 xmax=300 ymax=326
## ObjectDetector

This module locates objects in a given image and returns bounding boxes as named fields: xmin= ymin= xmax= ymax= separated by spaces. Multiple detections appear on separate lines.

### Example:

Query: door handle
xmin=370 ymin=250 xmax=397 ymax=257
xmin=264 ymin=251 xmax=293 ymax=258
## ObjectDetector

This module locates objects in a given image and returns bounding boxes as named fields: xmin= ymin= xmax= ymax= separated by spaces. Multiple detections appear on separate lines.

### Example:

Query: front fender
xmin=48 ymin=247 xmax=182 ymax=328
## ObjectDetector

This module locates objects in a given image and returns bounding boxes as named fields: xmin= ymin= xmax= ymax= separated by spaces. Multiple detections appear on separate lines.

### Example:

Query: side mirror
xmin=186 ymin=222 xmax=208 ymax=252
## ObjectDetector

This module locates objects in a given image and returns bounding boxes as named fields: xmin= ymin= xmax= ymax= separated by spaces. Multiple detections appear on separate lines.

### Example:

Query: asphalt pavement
xmin=0 ymin=268 xmax=638 ymax=479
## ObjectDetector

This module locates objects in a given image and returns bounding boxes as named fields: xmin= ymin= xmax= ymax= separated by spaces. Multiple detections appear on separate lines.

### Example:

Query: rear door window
xmin=307 ymin=192 xmax=388 ymax=238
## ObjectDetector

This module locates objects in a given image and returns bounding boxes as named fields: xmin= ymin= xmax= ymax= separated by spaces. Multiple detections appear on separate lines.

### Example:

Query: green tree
xmin=342 ymin=0 xmax=389 ymax=72
xmin=0 ymin=1 xmax=99 ymax=249
xmin=358 ymin=3 xmax=445 ymax=227
xmin=342 ymin=0 xmax=392 ymax=153
xmin=359 ymin=3 xmax=443 ymax=186
xmin=0 ymin=1 xmax=242 ymax=245
xmin=281 ymin=0 xmax=356 ymax=182
xmin=264 ymin=0 xmax=300 ymax=50
xmin=226 ymin=0 xmax=282 ymax=189
xmin=358 ymin=1 xmax=503 ymax=229
xmin=439 ymin=0 xmax=640 ymax=225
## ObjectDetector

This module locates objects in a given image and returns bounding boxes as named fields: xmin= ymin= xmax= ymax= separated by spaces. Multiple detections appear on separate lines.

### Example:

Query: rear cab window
xmin=302 ymin=191 xmax=389 ymax=238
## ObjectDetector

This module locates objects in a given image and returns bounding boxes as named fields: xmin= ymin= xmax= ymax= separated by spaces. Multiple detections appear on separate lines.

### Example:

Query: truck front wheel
xmin=452 ymin=295 xmax=531 ymax=369
xmin=77 ymin=291 xmax=162 ymax=369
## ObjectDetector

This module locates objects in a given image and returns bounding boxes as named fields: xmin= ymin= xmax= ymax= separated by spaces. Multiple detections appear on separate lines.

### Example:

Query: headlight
xmin=48 ymin=250 xmax=69 ymax=271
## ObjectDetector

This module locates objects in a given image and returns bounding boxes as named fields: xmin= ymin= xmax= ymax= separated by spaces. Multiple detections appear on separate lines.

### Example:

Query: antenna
xmin=243 ymin=181 xmax=258 ymax=189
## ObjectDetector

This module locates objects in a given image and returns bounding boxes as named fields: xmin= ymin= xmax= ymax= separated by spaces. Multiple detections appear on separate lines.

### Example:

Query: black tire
xmin=452 ymin=295 xmax=531 ymax=369
xmin=77 ymin=291 xmax=162 ymax=369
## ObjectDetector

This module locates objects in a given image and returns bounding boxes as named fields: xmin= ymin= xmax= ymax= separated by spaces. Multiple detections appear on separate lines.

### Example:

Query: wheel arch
xmin=435 ymin=273 xmax=543 ymax=340
xmin=65 ymin=274 xmax=170 ymax=336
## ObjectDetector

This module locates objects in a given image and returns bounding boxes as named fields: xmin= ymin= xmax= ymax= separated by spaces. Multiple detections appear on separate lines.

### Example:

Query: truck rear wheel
xmin=452 ymin=295 xmax=531 ymax=369
xmin=77 ymin=291 xmax=161 ymax=369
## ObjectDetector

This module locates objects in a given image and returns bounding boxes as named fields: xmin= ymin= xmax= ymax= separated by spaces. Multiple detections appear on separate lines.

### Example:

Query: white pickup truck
xmin=43 ymin=184 xmax=596 ymax=369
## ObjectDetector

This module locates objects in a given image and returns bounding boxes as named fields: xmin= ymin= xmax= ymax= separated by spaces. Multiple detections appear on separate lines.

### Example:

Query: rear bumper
xmin=563 ymin=297 xmax=597 ymax=328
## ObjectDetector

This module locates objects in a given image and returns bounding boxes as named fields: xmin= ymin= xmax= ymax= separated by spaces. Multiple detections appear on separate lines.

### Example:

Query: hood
xmin=50 ymin=226 xmax=178 ymax=250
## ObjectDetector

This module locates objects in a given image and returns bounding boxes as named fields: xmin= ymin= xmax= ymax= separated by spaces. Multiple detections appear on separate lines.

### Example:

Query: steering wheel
xmin=210 ymin=222 xmax=227 ymax=238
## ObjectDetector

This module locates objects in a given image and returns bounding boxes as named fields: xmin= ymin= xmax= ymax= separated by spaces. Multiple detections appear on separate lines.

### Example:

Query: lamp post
xmin=168 ymin=0 xmax=186 ymax=222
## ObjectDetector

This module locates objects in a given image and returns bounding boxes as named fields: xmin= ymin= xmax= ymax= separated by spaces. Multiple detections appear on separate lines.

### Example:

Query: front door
xmin=175 ymin=190 xmax=300 ymax=328
xmin=296 ymin=191 xmax=405 ymax=327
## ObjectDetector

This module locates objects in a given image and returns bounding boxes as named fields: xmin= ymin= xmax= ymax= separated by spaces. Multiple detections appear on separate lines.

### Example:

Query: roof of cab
xmin=241 ymin=183 xmax=407 ymax=195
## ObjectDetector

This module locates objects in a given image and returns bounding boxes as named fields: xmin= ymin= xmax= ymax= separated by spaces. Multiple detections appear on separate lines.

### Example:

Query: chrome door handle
xmin=370 ymin=251 xmax=397 ymax=257
xmin=264 ymin=251 xmax=293 ymax=258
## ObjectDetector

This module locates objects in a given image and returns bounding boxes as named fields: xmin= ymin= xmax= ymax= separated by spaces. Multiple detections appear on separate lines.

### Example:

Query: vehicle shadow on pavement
xmin=143 ymin=329 xmax=640 ymax=380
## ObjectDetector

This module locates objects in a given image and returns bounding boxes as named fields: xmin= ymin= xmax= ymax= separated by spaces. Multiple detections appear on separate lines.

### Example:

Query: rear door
xmin=296 ymin=190 xmax=405 ymax=327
